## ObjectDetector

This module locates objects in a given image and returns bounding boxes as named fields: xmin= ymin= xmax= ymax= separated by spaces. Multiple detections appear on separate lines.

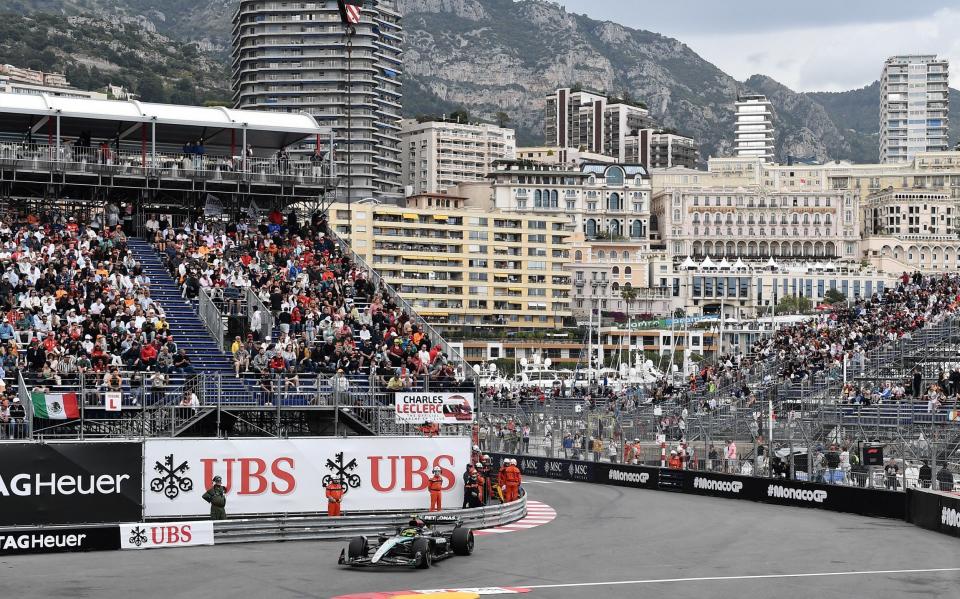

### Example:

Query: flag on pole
xmin=31 ymin=391 xmax=80 ymax=420
xmin=337 ymin=0 xmax=363 ymax=24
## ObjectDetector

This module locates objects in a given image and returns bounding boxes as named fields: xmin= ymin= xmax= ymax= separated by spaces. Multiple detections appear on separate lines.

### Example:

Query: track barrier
xmin=493 ymin=453 xmax=906 ymax=520
xmin=906 ymin=488 xmax=960 ymax=538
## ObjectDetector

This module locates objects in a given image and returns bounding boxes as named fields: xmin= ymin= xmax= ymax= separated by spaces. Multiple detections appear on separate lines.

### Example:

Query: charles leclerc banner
xmin=143 ymin=437 xmax=470 ymax=518
xmin=394 ymin=392 xmax=475 ymax=424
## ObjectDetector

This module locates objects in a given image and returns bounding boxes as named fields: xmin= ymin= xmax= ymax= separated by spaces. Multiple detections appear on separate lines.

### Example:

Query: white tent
xmin=680 ymin=256 xmax=696 ymax=269
xmin=718 ymin=258 xmax=731 ymax=269
xmin=700 ymin=256 xmax=717 ymax=269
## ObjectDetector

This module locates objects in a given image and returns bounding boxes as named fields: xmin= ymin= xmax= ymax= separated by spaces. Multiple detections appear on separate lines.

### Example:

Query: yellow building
xmin=327 ymin=194 xmax=572 ymax=333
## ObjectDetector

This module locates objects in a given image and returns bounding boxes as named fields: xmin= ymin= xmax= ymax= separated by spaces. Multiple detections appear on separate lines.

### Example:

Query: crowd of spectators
xmin=153 ymin=210 xmax=467 ymax=396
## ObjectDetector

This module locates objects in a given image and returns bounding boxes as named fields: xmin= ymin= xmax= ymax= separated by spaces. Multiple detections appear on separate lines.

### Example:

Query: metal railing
xmin=244 ymin=287 xmax=274 ymax=342
xmin=198 ymin=287 xmax=226 ymax=352
xmin=0 ymin=142 xmax=335 ymax=186
xmin=19 ymin=367 xmax=476 ymax=439
xmin=214 ymin=495 xmax=527 ymax=544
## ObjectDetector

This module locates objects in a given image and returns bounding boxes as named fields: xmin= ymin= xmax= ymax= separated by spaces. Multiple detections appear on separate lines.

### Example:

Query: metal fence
xmin=198 ymin=287 xmax=226 ymax=351
xmin=18 ymin=367 xmax=476 ymax=440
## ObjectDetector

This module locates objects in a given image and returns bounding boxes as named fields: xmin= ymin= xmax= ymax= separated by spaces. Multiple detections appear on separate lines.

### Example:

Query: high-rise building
xmin=231 ymin=0 xmax=403 ymax=201
xmin=879 ymin=55 xmax=950 ymax=163
xmin=544 ymin=88 xmax=654 ymax=160
xmin=733 ymin=95 xmax=775 ymax=162
xmin=399 ymin=119 xmax=515 ymax=195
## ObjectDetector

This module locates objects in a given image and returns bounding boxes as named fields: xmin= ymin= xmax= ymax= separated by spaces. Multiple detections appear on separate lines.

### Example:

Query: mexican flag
xmin=31 ymin=391 xmax=80 ymax=420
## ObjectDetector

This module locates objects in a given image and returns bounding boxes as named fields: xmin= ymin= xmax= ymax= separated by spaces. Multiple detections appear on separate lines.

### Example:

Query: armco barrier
xmin=493 ymin=453 xmax=905 ymax=519
xmin=213 ymin=495 xmax=527 ymax=544
xmin=907 ymin=488 xmax=960 ymax=537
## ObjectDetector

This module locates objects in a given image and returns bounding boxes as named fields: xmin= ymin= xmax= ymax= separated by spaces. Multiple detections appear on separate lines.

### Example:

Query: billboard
xmin=394 ymin=392 xmax=475 ymax=424
xmin=0 ymin=442 xmax=143 ymax=526
xmin=144 ymin=437 xmax=471 ymax=517
xmin=0 ymin=525 xmax=120 ymax=555
xmin=119 ymin=521 xmax=215 ymax=550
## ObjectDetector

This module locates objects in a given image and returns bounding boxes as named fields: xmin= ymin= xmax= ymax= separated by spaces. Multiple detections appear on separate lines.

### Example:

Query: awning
xmin=508 ymin=287 xmax=523 ymax=292
xmin=433 ymin=214 xmax=449 ymax=221
xmin=402 ymin=213 xmax=419 ymax=220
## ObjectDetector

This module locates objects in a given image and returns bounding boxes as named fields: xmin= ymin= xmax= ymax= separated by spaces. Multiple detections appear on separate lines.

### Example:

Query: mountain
xmin=0 ymin=11 xmax=230 ymax=104
xmin=3 ymin=0 xmax=957 ymax=164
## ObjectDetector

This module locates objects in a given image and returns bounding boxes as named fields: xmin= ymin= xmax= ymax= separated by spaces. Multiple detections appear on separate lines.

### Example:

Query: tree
xmin=449 ymin=108 xmax=470 ymax=124
xmin=776 ymin=295 xmax=813 ymax=315
xmin=137 ymin=74 xmax=168 ymax=103
xmin=823 ymin=289 xmax=847 ymax=305
xmin=495 ymin=111 xmax=511 ymax=128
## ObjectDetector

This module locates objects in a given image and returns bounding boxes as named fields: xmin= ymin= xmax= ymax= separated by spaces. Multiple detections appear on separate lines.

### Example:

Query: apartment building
xmin=544 ymin=88 xmax=655 ymax=160
xmin=327 ymin=195 xmax=571 ymax=332
xmin=399 ymin=119 xmax=515 ymax=195
xmin=624 ymin=129 xmax=699 ymax=169
xmin=880 ymin=55 xmax=949 ymax=163
xmin=231 ymin=0 xmax=404 ymax=200
xmin=734 ymin=95 xmax=775 ymax=161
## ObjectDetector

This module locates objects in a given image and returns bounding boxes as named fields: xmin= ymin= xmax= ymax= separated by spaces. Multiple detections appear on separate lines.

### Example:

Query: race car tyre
xmin=348 ymin=536 xmax=368 ymax=559
xmin=450 ymin=527 xmax=474 ymax=556
xmin=412 ymin=538 xmax=432 ymax=569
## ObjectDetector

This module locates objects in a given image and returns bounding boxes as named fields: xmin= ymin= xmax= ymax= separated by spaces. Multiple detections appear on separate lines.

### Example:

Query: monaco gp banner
xmin=394 ymin=392 xmax=475 ymax=424
xmin=0 ymin=442 xmax=143 ymax=526
xmin=119 ymin=521 xmax=214 ymax=550
xmin=143 ymin=437 xmax=470 ymax=518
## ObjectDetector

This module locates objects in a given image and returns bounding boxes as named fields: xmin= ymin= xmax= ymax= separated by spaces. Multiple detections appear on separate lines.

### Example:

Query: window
xmin=605 ymin=166 xmax=624 ymax=186
xmin=585 ymin=219 xmax=597 ymax=237
xmin=608 ymin=193 xmax=621 ymax=211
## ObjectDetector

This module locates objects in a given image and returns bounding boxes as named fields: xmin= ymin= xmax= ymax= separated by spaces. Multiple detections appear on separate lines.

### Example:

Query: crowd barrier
xmin=492 ymin=452 xmax=906 ymax=520
xmin=906 ymin=488 xmax=960 ymax=538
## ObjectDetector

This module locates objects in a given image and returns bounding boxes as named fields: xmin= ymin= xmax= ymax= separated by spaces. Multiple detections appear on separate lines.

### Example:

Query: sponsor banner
xmin=907 ymin=488 xmax=960 ymax=538
xmin=144 ymin=437 xmax=470 ymax=518
xmin=120 ymin=521 xmax=214 ymax=550
xmin=0 ymin=442 xmax=143 ymax=527
xmin=0 ymin=525 xmax=120 ymax=555
xmin=489 ymin=453 xmax=903 ymax=519
xmin=394 ymin=392 xmax=475 ymax=424
xmin=595 ymin=463 xmax=659 ymax=489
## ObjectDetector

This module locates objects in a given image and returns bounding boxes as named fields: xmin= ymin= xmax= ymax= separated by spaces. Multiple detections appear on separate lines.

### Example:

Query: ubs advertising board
xmin=0 ymin=442 xmax=143 ymax=526
xmin=144 ymin=437 xmax=471 ymax=517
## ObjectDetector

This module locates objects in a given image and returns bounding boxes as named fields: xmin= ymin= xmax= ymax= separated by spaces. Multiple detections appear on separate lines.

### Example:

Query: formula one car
xmin=337 ymin=515 xmax=475 ymax=569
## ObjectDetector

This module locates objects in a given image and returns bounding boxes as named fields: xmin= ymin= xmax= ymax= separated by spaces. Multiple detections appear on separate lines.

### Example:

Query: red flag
xmin=338 ymin=0 xmax=362 ymax=24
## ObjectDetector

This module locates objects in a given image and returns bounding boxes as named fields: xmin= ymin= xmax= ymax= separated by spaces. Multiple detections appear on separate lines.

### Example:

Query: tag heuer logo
xmin=150 ymin=454 xmax=193 ymax=500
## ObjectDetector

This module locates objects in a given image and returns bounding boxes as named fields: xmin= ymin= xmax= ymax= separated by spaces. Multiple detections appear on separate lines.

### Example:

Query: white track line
xmin=516 ymin=568 xmax=960 ymax=590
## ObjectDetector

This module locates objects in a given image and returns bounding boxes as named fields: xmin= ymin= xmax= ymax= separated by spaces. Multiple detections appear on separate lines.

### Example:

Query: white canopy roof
xmin=717 ymin=258 xmax=731 ymax=269
xmin=766 ymin=257 xmax=779 ymax=268
xmin=0 ymin=92 xmax=330 ymax=150
xmin=733 ymin=258 xmax=748 ymax=270
xmin=700 ymin=256 xmax=716 ymax=269
xmin=680 ymin=256 xmax=696 ymax=269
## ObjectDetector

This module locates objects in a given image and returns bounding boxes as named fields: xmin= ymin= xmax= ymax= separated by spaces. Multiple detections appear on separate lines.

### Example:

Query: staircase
xmin=126 ymin=238 xmax=254 ymax=404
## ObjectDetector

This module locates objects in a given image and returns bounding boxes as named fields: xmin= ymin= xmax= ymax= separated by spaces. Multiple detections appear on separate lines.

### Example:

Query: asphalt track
xmin=4 ymin=477 xmax=960 ymax=599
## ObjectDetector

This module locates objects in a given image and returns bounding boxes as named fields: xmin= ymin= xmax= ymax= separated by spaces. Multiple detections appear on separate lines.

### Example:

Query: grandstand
xmin=0 ymin=93 xmax=476 ymax=440
xmin=479 ymin=273 xmax=960 ymax=491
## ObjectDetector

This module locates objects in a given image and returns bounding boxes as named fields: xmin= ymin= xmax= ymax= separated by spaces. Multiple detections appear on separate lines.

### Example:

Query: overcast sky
xmin=552 ymin=0 xmax=960 ymax=91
